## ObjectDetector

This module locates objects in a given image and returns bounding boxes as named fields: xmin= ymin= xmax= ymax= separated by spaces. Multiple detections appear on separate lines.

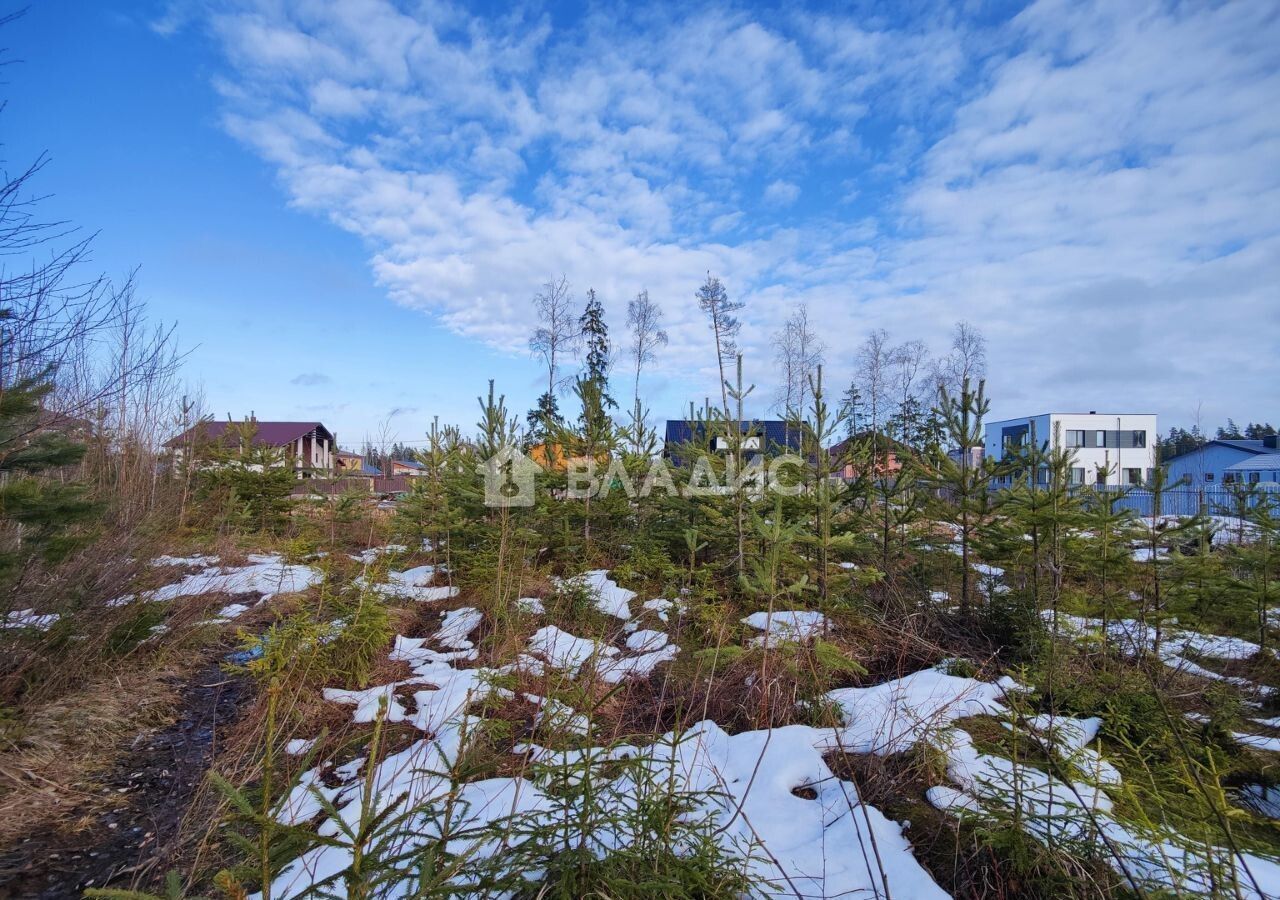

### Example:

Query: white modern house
xmin=985 ymin=412 xmax=1158 ymax=487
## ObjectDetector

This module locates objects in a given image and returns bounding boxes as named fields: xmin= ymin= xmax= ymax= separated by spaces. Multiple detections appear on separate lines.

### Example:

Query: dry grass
xmin=0 ymin=665 xmax=185 ymax=846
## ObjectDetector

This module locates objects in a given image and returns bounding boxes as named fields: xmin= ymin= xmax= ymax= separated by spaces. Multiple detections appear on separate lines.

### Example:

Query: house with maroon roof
xmin=164 ymin=418 xmax=336 ymax=477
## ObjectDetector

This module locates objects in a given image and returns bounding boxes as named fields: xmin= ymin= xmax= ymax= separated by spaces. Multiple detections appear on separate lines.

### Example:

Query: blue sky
xmin=5 ymin=0 xmax=1278 ymax=447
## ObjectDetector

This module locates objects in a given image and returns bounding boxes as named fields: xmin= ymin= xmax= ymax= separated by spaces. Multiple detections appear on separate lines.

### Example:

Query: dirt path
xmin=0 ymin=656 xmax=254 ymax=899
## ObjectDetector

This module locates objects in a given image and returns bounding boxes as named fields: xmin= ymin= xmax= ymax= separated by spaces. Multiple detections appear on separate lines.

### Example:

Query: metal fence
xmin=1072 ymin=485 xmax=1273 ymax=517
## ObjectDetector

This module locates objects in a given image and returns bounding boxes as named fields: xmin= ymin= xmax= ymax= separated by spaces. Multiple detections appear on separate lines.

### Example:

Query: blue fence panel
xmin=1073 ymin=486 xmax=1270 ymax=517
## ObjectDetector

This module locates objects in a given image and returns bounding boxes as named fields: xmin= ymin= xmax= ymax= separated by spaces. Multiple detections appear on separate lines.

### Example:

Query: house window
xmin=1132 ymin=430 xmax=1146 ymax=448
xmin=1001 ymin=425 xmax=1029 ymax=457
xmin=1224 ymin=473 xmax=1237 ymax=484
xmin=1070 ymin=467 xmax=1086 ymax=484
xmin=1125 ymin=468 xmax=1142 ymax=485
xmin=1066 ymin=430 xmax=1086 ymax=448
xmin=1205 ymin=472 xmax=1215 ymax=482
xmin=1095 ymin=430 xmax=1107 ymax=448
xmin=1249 ymin=472 xmax=1261 ymax=484
xmin=1096 ymin=469 xmax=1107 ymax=486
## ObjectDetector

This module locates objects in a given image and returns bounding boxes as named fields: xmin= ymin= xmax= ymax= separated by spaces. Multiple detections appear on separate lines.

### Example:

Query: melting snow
xmin=641 ymin=597 xmax=684 ymax=623
xmin=527 ymin=625 xmax=618 ymax=673
xmin=1240 ymin=784 xmax=1280 ymax=819
xmin=434 ymin=607 xmax=482 ymax=651
xmin=3 ymin=609 xmax=60 ymax=631
xmin=151 ymin=554 xmax=220 ymax=567
xmin=148 ymin=555 xmax=322 ymax=604
xmin=285 ymin=738 xmax=317 ymax=756
xmin=930 ymin=728 xmax=1280 ymax=897
xmin=1049 ymin=613 xmax=1277 ymax=697
xmin=743 ymin=610 xmax=828 ymax=646
xmin=824 ymin=667 xmax=1020 ymax=755
xmin=358 ymin=565 xmax=458 ymax=602
xmin=556 ymin=570 xmax=636 ymax=619
xmin=268 ymin=714 xmax=950 ymax=899
xmin=350 ymin=544 xmax=408 ymax=564
xmin=515 ymin=596 xmax=545 ymax=614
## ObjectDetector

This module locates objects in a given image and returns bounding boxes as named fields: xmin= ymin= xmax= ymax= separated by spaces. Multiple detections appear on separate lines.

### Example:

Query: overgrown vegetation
xmin=3 ymin=39 xmax=1279 ymax=900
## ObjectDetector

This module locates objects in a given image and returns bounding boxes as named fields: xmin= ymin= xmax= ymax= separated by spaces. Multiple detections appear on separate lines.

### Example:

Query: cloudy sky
xmin=8 ymin=0 xmax=1278 ymax=446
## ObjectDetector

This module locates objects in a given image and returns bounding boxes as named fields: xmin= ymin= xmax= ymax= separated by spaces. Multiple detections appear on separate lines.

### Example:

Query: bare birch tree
xmin=625 ymin=290 xmax=667 ymax=453
xmin=934 ymin=321 xmax=988 ymax=396
xmin=772 ymin=303 xmax=824 ymax=423
xmin=528 ymin=275 xmax=577 ymax=439
xmin=892 ymin=338 xmax=929 ymax=445
xmin=626 ymin=290 xmax=668 ymax=411
xmin=529 ymin=275 xmax=577 ymax=398
xmin=854 ymin=329 xmax=893 ymax=458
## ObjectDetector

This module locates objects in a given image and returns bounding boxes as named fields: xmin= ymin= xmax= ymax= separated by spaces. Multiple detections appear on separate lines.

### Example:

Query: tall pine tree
xmin=578 ymin=289 xmax=616 ymax=414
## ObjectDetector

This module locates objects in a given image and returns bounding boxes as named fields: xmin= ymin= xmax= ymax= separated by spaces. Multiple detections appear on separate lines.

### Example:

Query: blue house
xmin=1164 ymin=437 xmax=1280 ymax=487
xmin=1225 ymin=454 xmax=1280 ymax=485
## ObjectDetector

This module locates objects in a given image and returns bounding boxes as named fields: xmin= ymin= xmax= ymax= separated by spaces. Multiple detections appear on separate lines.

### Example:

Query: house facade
xmin=388 ymin=459 xmax=426 ymax=477
xmin=336 ymin=451 xmax=382 ymax=476
xmin=985 ymin=412 xmax=1157 ymax=487
xmin=663 ymin=419 xmax=802 ymax=465
xmin=1164 ymin=437 xmax=1280 ymax=487
xmin=165 ymin=419 xmax=336 ymax=476
xmin=828 ymin=432 xmax=906 ymax=481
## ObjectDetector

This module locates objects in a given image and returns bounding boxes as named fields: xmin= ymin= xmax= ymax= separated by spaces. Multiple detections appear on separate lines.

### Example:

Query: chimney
xmin=1089 ymin=410 xmax=1097 ymax=415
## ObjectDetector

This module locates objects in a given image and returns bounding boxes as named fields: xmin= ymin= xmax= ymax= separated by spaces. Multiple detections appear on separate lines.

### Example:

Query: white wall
xmin=1050 ymin=413 xmax=1156 ymax=485
xmin=986 ymin=413 xmax=1157 ymax=486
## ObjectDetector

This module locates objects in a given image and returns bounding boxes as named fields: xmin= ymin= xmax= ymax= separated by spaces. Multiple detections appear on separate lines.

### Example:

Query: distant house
xmin=165 ymin=419 xmax=336 ymax=476
xmin=336 ymin=451 xmax=382 ymax=476
xmin=948 ymin=446 xmax=985 ymax=469
xmin=1225 ymin=454 xmax=1280 ymax=485
xmin=526 ymin=442 xmax=604 ymax=473
xmin=1165 ymin=437 xmax=1280 ymax=487
xmin=985 ymin=412 xmax=1157 ymax=487
xmin=663 ymin=419 xmax=802 ymax=465
xmin=388 ymin=458 xmax=426 ymax=477
xmin=828 ymin=431 xmax=908 ymax=481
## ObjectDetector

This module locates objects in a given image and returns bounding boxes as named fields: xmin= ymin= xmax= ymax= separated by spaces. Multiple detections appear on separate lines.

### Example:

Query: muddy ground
xmin=0 ymin=657 xmax=253 ymax=899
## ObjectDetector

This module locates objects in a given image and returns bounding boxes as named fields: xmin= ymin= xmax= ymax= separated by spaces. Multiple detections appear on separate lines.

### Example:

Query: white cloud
xmin=762 ymin=179 xmax=800 ymax=206
xmin=194 ymin=0 xmax=1279 ymax=426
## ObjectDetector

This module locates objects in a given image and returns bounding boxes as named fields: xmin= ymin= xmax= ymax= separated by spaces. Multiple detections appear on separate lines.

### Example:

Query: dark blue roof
xmin=663 ymin=419 xmax=803 ymax=454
